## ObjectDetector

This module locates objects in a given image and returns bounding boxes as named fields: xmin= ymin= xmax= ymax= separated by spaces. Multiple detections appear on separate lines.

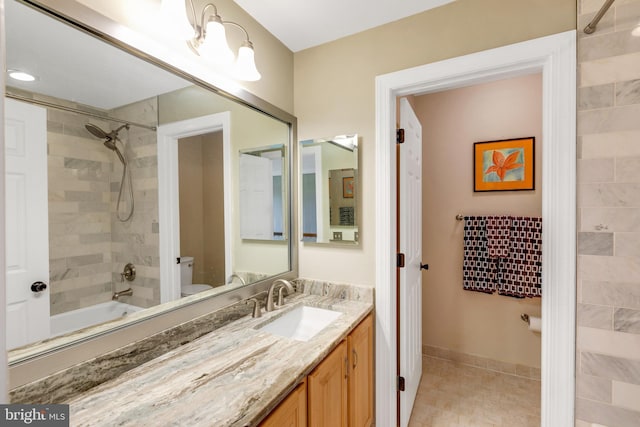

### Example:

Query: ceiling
xmin=4 ymin=0 xmax=456 ymax=110
xmin=5 ymin=0 xmax=190 ymax=110
xmin=233 ymin=0 xmax=456 ymax=52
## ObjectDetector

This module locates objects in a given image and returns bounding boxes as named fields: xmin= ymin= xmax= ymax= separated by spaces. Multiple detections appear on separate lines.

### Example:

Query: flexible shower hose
xmin=116 ymin=151 xmax=135 ymax=222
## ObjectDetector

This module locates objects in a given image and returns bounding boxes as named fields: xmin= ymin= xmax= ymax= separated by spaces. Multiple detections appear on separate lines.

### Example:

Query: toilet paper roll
xmin=528 ymin=316 xmax=542 ymax=332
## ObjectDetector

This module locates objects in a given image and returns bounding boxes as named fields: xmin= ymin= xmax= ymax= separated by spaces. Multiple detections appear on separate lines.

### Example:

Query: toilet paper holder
xmin=520 ymin=313 xmax=530 ymax=324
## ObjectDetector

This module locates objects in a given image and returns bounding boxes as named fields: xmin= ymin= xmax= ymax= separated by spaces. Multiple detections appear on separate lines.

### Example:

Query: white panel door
xmin=399 ymin=97 xmax=423 ymax=426
xmin=239 ymin=154 xmax=273 ymax=239
xmin=5 ymin=98 xmax=50 ymax=349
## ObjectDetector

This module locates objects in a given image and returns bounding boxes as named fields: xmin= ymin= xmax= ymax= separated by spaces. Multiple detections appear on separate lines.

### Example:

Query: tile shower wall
xmin=47 ymin=105 xmax=113 ymax=315
xmin=577 ymin=1 xmax=640 ymax=425
xmin=109 ymin=100 xmax=160 ymax=308
xmin=14 ymin=88 xmax=161 ymax=314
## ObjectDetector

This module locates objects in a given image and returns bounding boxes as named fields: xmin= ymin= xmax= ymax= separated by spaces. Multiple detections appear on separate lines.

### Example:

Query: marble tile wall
xmin=46 ymin=106 xmax=114 ymax=315
xmin=109 ymin=100 xmax=160 ymax=308
xmin=577 ymin=1 xmax=640 ymax=425
xmin=9 ymin=87 xmax=161 ymax=314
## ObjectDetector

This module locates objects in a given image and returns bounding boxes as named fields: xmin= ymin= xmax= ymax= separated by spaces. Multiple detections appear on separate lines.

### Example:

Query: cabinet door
xmin=308 ymin=340 xmax=348 ymax=427
xmin=348 ymin=314 xmax=374 ymax=427
xmin=260 ymin=380 xmax=307 ymax=427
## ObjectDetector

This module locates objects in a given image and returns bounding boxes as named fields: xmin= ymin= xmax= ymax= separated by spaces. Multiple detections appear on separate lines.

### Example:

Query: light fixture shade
xmin=161 ymin=0 xmax=194 ymax=40
xmin=199 ymin=20 xmax=235 ymax=65
xmin=235 ymin=44 xmax=261 ymax=81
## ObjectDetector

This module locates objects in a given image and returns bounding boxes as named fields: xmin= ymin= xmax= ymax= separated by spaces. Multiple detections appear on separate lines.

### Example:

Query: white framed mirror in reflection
xmin=300 ymin=135 xmax=359 ymax=245
xmin=4 ymin=0 xmax=294 ymax=361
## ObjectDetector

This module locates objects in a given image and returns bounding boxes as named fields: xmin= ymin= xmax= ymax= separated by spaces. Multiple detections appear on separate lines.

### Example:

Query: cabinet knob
xmin=352 ymin=349 xmax=358 ymax=369
xmin=31 ymin=281 xmax=47 ymax=293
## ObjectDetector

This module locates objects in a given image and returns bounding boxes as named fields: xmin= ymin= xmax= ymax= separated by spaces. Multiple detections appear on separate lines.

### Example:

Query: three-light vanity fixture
xmin=162 ymin=0 xmax=261 ymax=81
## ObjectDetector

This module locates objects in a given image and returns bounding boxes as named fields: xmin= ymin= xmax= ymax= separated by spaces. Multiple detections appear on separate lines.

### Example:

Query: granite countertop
xmin=68 ymin=292 xmax=373 ymax=426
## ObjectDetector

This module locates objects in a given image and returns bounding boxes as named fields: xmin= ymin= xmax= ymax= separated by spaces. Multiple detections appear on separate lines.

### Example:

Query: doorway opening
xmin=406 ymin=73 xmax=544 ymax=425
xmin=375 ymin=31 xmax=576 ymax=426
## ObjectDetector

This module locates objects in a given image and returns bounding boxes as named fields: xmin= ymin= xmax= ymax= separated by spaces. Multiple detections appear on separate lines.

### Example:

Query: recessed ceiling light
xmin=8 ymin=70 xmax=37 ymax=82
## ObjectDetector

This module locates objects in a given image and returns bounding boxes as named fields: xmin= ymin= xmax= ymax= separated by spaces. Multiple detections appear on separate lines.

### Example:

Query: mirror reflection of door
xmin=178 ymin=131 xmax=225 ymax=287
xmin=238 ymin=146 xmax=286 ymax=240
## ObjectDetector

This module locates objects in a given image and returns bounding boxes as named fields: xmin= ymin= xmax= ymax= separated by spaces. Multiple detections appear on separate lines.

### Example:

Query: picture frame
xmin=342 ymin=176 xmax=354 ymax=198
xmin=473 ymin=137 xmax=535 ymax=192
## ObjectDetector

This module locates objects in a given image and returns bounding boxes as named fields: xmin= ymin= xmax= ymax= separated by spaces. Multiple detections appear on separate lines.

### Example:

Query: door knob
xmin=31 ymin=281 xmax=47 ymax=292
xmin=420 ymin=263 xmax=429 ymax=270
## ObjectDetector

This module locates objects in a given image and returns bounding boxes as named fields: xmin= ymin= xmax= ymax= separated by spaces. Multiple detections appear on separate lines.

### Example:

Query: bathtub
xmin=50 ymin=301 xmax=143 ymax=337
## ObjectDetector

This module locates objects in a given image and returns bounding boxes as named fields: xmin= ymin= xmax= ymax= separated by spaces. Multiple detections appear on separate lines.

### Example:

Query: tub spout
xmin=112 ymin=288 xmax=133 ymax=300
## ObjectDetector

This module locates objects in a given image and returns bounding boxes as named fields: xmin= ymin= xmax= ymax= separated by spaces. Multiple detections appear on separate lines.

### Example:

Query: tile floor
xmin=409 ymin=356 xmax=541 ymax=427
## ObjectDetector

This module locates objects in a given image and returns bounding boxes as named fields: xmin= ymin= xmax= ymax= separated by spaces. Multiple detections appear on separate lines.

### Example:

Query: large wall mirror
xmin=4 ymin=0 xmax=295 ymax=365
xmin=300 ymin=135 xmax=359 ymax=245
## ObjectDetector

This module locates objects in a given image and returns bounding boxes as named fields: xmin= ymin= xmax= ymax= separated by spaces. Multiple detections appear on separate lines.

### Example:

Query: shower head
xmin=85 ymin=123 xmax=110 ymax=140
xmin=85 ymin=123 xmax=129 ymax=165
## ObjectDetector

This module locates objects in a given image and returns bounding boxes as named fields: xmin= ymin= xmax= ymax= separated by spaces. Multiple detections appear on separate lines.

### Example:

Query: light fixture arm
xmin=179 ymin=0 xmax=260 ymax=80
xmin=187 ymin=2 xmax=253 ymax=52
xmin=222 ymin=21 xmax=252 ymax=45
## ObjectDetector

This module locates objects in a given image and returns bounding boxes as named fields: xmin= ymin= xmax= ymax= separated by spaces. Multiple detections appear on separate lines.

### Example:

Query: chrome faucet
xmin=266 ymin=279 xmax=294 ymax=312
xmin=227 ymin=274 xmax=246 ymax=287
xmin=112 ymin=288 xmax=133 ymax=300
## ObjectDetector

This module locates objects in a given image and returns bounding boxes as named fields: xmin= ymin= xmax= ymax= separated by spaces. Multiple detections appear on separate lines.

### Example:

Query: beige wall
xmin=160 ymin=86 xmax=290 ymax=277
xmin=76 ymin=0 xmax=294 ymax=113
xmin=413 ymin=74 xmax=542 ymax=368
xmin=295 ymin=0 xmax=576 ymax=286
xmin=576 ymin=0 xmax=640 ymax=425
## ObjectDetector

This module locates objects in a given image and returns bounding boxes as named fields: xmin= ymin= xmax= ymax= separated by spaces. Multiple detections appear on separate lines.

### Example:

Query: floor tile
xmin=409 ymin=356 xmax=541 ymax=427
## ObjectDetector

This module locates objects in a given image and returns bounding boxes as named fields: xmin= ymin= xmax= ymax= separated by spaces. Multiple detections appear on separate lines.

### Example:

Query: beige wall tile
xmin=577 ymin=397 xmax=640 ymax=426
xmin=578 ymin=326 xmax=640 ymax=359
xmin=578 ymin=183 xmax=640 ymax=207
xmin=612 ymin=380 xmax=640 ymax=411
xmin=579 ymin=254 xmax=640 ymax=282
xmin=581 ymin=52 xmax=640 ymax=87
xmin=582 ymin=281 xmax=640 ymax=309
xmin=581 ymin=131 xmax=640 ymax=159
xmin=578 ymin=303 xmax=614 ymax=329
xmin=615 ymin=232 xmax=640 ymax=257
xmin=616 ymin=158 xmax=640 ymax=182
xmin=578 ymin=159 xmax=615 ymax=182
xmin=581 ymin=208 xmax=640 ymax=232
xmin=577 ymin=373 xmax=613 ymax=402
xmin=579 ymin=104 xmax=640 ymax=135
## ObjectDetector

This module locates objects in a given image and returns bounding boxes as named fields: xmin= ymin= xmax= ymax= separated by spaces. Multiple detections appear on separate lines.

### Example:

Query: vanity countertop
xmin=68 ymin=292 xmax=373 ymax=426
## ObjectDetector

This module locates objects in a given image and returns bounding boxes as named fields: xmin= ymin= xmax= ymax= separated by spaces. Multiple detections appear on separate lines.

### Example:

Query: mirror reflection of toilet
xmin=179 ymin=256 xmax=212 ymax=297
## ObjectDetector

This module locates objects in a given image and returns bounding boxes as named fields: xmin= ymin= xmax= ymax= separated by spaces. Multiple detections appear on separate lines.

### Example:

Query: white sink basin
xmin=259 ymin=306 xmax=342 ymax=342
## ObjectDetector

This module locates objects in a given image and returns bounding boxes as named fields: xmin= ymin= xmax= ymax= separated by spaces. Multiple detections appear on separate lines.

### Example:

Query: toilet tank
xmin=179 ymin=256 xmax=194 ymax=286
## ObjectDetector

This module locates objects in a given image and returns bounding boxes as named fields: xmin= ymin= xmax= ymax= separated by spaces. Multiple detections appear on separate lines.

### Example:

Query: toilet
xmin=179 ymin=256 xmax=212 ymax=297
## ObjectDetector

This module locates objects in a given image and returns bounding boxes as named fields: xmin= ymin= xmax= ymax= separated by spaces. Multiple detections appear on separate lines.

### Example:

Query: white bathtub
xmin=50 ymin=301 xmax=143 ymax=337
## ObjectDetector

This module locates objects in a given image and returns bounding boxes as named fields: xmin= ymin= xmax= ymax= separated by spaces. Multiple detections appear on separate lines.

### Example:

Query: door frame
xmin=157 ymin=112 xmax=232 ymax=303
xmin=375 ymin=30 xmax=576 ymax=426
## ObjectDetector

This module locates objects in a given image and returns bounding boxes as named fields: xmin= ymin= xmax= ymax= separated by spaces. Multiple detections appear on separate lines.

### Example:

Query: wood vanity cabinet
xmin=347 ymin=313 xmax=374 ymax=427
xmin=308 ymin=340 xmax=349 ymax=427
xmin=261 ymin=313 xmax=373 ymax=427
xmin=260 ymin=380 xmax=307 ymax=427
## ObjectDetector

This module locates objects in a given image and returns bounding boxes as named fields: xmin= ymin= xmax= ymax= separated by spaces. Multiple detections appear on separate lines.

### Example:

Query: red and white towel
xmin=462 ymin=215 xmax=542 ymax=298
xmin=486 ymin=216 xmax=511 ymax=259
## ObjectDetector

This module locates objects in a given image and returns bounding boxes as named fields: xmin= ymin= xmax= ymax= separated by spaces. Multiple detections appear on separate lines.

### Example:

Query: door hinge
xmin=397 ymin=253 xmax=405 ymax=268
xmin=398 ymin=376 xmax=406 ymax=391
xmin=396 ymin=128 xmax=405 ymax=144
